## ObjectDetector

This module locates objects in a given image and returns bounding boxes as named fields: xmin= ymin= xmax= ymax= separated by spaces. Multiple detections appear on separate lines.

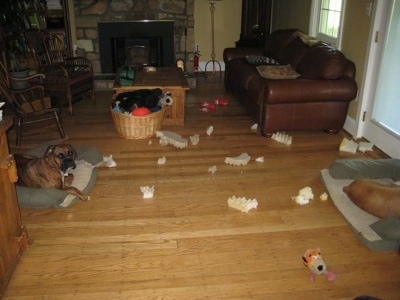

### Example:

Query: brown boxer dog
xmin=14 ymin=144 xmax=90 ymax=201
xmin=343 ymin=179 xmax=400 ymax=219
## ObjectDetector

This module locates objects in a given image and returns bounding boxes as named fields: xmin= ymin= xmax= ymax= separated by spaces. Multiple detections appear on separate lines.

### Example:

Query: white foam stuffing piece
xmin=157 ymin=156 xmax=166 ymax=164
xmin=156 ymin=131 xmax=188 ymax=149
xmin=255 ymin=157 xmax=264 ymax=163
xmin=208 ymin=166 xmax=217 ymax=174
xmin=292 ymin=186 xmax=314 ymax=205
xmin=190 ymin=134 xmax=200 ymax=145
xmin=95 ymin=155 xmax=117 ymax=167
xmin=320 ymin=192 xmax=328 ymax=201
xmin=293 ymin=194 xmax=309 ymax=205
xmin=103 ymin=155 xmax=117 ymax=167
xmin=140 ymin=186 xmax=155 ymax=199
xmin=228 ymin=196 xmax=258 ymax=213
xmin=251 ymin=123 xmax=258 ymax=130
xmin=358 ymin=142 xmax=374 ymax=153
xmin=224 ymin=153 xmax=251 ymax=166
xmin=339 ymin=137 xmax=358 ymax=153
xmin=206 ymin=126 xmax=214 ymax=136
xmin=271 ymin=132 xmax=292 ymax=145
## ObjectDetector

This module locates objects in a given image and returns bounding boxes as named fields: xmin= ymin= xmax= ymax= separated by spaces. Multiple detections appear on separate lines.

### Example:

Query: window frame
xmin=309 ymin=0 xmax=346 ymax=49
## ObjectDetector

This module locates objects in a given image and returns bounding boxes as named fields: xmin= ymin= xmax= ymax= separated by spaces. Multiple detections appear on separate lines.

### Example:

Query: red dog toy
xmin=132 ymin=107 xmax=151 ymax=116
xmin=213 ymin=98 xmax=229 ymax=105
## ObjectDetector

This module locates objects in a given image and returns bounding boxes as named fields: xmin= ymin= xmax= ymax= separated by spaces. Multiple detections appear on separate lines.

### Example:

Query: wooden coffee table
xmin=113 ymin=67 xmax=190 ymax=126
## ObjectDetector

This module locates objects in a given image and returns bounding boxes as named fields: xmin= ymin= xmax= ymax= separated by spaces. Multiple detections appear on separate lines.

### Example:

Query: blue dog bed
xmin=320 ymin=159 xmax=400 ymax=251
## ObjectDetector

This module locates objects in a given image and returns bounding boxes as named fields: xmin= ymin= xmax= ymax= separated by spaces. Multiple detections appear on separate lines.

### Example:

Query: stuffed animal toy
xmin=132 ymin=107 xmax=151 ymax=116
xmin=115 ymin=88 xmax=163 ymax=112
xmin=302 ymin=248 xmax=336 ymax=282
xmin=158 ymin=92 xmax=173 ymax=107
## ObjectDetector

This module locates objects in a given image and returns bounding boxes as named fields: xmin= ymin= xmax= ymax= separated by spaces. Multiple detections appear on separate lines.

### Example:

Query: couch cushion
xmin=226 ymin=59 xmax=262 ymax=91
xmin=256 ymin=65 xmax=300 ymax=80
xmin=279 ymin=37 xmax=310 ymax=68
xmin=264 ymin=29 xmax=299 ymax=59
xmin=297 ymin=43 xmax=346 ymax=79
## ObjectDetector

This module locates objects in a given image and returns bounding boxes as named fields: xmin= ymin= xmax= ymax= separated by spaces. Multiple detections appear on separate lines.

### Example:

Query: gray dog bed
xmin=15 ymin=143 xmax=103 ymax=209
xmin=320 ymin=159 xmax=400 ymax=251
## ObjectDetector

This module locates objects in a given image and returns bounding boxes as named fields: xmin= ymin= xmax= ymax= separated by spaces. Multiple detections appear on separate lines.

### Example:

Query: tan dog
xmin=14 ymin=144 xmax=90 ymax=201
xmin=343 ymin=179 xmax=400 ymax=219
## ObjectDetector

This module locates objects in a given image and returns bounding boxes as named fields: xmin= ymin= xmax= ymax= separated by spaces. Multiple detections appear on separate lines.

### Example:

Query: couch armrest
xmin=223 ymin=47 xmax=264 ymax=63
xmin=264 ymin=78 xmax=358 ymax=104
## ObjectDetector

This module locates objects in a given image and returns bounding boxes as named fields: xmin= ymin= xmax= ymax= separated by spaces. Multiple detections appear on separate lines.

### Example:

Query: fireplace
xmin=98 ymin=20 xmax=175 ymax=73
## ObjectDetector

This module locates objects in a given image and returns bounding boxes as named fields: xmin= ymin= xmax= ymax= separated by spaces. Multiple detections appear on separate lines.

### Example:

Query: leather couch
xmin=223 ymin=29 xmax=358 ymax=137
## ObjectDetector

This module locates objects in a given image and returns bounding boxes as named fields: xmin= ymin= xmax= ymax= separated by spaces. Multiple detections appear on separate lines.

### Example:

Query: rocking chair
xmin=0 ymin=61 xmax=67 ymax=146
xmin=25 ymin=29 xmax=95 ymax=115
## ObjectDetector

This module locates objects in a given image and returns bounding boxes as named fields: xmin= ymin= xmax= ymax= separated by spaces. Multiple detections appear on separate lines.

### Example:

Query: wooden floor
xmin=3 ymin=73 xmax=400 ymax=299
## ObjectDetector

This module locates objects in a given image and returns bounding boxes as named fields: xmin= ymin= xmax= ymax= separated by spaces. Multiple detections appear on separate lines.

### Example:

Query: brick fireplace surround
xmin=73 ymin=0 xmax=195 ymax=75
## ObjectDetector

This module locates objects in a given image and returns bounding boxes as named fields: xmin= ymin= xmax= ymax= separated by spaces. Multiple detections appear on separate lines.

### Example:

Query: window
xmin=309 ymin=0 xmax=345 ymax=48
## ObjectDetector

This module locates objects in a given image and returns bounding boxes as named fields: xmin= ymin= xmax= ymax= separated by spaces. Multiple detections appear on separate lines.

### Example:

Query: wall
xmin=271 ymin=0 xmax=311 ymax=32
xmin=194 ymin=0 xmax=241 ymax=70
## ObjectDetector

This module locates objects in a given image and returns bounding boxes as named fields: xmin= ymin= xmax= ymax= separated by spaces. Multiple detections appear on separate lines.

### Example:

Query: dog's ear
xmin=44 ymin=145 xmax=56 ymax=157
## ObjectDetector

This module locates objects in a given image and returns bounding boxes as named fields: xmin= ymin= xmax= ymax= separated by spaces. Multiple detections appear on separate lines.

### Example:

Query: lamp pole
xmin=204 ymin=0 xmax=221 ymax=75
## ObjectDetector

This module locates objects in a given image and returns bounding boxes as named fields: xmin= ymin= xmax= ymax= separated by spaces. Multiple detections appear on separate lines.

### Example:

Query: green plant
xmin=0 ymin=1 xmax=30 ymax=71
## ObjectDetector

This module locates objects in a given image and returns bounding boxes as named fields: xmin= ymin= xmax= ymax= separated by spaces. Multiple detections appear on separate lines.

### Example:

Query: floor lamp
xmin=204 ymin=0 xmax=222 ymax=75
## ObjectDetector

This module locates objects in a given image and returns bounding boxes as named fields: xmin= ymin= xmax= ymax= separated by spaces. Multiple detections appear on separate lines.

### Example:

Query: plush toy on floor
xmin=302 ymin=248 xmax=336 ymax=282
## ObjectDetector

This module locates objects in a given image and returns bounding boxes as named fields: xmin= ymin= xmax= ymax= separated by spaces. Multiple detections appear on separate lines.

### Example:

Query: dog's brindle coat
xmin=14 ymin=144 xmax=90 ymax=201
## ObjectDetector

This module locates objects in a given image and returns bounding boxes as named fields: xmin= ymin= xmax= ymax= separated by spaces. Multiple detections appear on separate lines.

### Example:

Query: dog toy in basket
xmin=302 ymin=248 xmax=336 ymax=282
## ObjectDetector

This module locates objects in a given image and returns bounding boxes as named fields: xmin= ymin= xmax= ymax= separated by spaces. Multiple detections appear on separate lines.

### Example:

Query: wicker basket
xmin=111 ymin=107 xmax=165 ymax=139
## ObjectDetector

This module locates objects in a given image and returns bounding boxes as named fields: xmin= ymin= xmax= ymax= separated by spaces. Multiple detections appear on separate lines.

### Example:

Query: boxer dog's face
xmin=44 ymin=144 xmax=77 ymax=173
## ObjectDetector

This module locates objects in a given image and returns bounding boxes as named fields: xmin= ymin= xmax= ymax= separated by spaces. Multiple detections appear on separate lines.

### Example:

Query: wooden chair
xmin=25 ymin=29 xmax=95 ymax=115
xmin=0 ymin=61 xmax=67 ymax=146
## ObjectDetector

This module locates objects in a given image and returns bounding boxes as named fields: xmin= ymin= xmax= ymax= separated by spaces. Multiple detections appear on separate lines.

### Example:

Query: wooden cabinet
xmin=0 ymin=118 xmax=29 ymax=297
xmin=235 ymin=0 xmax=273 ymax=47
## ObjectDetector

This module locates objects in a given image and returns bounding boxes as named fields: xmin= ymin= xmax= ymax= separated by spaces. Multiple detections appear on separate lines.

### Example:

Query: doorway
xmin=357 ymin=0 xmax=400 ymax=158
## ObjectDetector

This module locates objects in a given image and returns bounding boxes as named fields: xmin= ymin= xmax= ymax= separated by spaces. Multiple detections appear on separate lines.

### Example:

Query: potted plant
xmin=0 ymin=0 xmax=30 ymax=76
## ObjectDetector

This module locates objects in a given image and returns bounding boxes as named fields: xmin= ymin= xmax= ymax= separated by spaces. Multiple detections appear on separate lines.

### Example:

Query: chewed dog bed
xmin=15 ymin=143 xmax=103 ymax=209
xmin=320 ymin=159 xmax=400 ymax=251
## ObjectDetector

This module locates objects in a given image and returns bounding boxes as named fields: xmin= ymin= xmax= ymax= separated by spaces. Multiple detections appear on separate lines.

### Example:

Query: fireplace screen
xmin=112 ymin=37 xmax=160 ymax=69
xmin=99 ymin=21 xmax=175 ymax=73
xmin=125 ymin=46 xmax=148 ymax=65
